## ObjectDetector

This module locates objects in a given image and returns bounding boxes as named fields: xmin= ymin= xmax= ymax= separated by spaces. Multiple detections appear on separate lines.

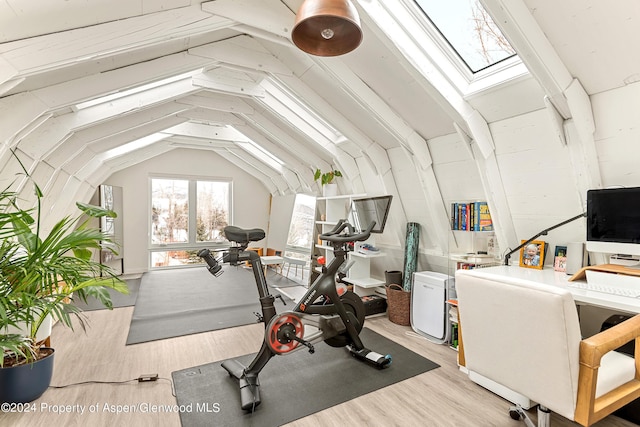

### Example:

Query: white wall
xmin=103 ymin=148 xmax=271 ymax=274
xmin=592 ymin=81 xmax=640 ymax=187
xmin=383 ymin=82 xmax=640 ymax=279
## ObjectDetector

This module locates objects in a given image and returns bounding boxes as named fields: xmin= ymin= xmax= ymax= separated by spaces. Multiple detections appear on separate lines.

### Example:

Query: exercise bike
xmin=197 ymin=219 xmax=391 ymax=412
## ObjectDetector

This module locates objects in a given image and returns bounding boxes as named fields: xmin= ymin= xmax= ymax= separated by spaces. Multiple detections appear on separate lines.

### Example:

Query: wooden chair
xmin=456 ymin=269 xmax=640 ymax=426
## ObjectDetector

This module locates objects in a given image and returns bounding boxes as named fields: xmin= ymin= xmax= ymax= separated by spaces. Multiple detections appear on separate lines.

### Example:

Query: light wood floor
xmin=0 ymin=305 xmax=636 ymax=427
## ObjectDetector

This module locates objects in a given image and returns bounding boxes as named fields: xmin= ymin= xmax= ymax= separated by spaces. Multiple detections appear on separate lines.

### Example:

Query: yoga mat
xmin=172 ymin=328 xmax=439 ymax=427
xmin=403 ymin=222 xmax=420 ymax=291
xmin=126 ymin=267 xmax=292 ymax=345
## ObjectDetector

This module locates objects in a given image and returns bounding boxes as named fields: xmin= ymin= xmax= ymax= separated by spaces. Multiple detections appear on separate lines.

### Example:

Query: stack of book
xmin=450 ymin=201 xmax=493 ymax=231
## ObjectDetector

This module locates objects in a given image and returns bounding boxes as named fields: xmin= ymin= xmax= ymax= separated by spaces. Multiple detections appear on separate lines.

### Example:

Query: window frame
xmin=148 ymin=174 xmax=233 ymax=268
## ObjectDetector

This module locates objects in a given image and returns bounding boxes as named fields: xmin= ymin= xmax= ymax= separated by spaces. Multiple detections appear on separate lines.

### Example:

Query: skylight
xmin=260 ymin=79 xmax=345 ymax=151
xmin=73 ymin=70 xmax=200 ymax=110
xmin=413 ymin=0 xmax=516 ymax=73
xmin=102 ymin=132 xmax=169 ymax=159
xmin=236 ymin=139 xmax=285 ymax=172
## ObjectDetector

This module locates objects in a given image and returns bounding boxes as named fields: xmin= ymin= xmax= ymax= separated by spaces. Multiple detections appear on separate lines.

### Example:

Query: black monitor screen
xmin=587 ymin=187 xmax=640 ymax=243
xmin=348 ymin=195 xmax=393 ymax=234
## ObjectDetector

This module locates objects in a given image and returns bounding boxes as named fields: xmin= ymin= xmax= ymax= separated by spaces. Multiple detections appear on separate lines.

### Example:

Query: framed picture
xmin=519 ymin=240 xmax=545 ymax=269
xmin=554 ymin=245 xmax=568 ymax=272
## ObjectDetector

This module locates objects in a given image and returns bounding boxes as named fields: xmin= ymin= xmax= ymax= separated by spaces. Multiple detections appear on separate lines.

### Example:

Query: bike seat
xmin=225 ymin=226 xmax=266 ymax=244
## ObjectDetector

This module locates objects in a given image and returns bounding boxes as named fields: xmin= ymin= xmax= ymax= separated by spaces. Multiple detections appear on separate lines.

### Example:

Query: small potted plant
xmin=314 ymin=168 xmax=342 ymax=196
xmin=0 ymin=154 xmax=128 ymax=403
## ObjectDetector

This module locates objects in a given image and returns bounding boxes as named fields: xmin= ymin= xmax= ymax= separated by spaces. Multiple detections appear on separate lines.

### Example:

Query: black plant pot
xmin=0 ymin=348 xmax=55 ymax=403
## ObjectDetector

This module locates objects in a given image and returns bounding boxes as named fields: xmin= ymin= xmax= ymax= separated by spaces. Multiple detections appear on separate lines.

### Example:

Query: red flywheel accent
xmin=266 ymin=313 xmax=304 ymax=354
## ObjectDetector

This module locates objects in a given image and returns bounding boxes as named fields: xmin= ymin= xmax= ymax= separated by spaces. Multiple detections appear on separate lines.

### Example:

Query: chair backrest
xmin=456 ymin=269 xmax=583 ymax=420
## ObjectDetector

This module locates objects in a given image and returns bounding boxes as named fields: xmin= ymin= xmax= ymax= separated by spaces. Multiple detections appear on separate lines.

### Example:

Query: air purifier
xmin=410 ymin=271 xmax=454 ymax=344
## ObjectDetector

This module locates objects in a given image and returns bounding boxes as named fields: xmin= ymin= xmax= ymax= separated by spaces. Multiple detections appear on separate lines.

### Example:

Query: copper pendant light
xmin=292 ymin=0 xmax=363 ymax=57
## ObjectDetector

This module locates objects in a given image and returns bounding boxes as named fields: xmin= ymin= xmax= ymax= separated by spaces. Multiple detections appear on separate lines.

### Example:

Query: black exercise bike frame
xmin=198 ymin=219 xmax=382 ymax=411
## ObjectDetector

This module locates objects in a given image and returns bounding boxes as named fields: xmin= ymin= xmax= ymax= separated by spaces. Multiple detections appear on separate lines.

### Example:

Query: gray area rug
xmin=172 ymin=328 xmax=439 ymax=427
xmin=126 ymin=266 xmax=293 ymax=345
xmin=73 ymin=277 xmax=141 ymax=311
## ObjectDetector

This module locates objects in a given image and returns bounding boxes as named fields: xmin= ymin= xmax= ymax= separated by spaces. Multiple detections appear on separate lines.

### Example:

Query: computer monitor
xmin=348 ymin=195 xmax=393 ymax=234
xmin=586 ymin=187 xmax=640 ymax=259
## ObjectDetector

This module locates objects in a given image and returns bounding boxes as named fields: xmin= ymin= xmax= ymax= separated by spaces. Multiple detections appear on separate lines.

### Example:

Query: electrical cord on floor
xmin=49 ymin=377 xmax=176 ymax=396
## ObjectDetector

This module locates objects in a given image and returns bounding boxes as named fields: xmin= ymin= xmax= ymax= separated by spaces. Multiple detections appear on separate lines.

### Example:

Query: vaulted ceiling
xmin=1 ymin=0 xmax=638 ymax=239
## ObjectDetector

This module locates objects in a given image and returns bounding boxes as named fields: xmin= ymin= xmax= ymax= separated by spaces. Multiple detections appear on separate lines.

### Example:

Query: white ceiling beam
xmin=201 ymin=0 xmax=294 ymax=41
xmin=176 ymin=91 xmax=255 ymax=114
xmin=480 ymin=0 xmax=574 ymax=118
xmin=76 ymin=139 xmax=178 ymax=184
xmin=34 ymin=53 xmax=213 ymax=110
xmin=233 ymin=123 xmax=313 ymax=188
xmin=0 ymin=93 xmax=49 ymax=150
xmin=564 ymin=79 xmax=602 ymax=196
xmin=267 ymin=74 xmax=392 ymax=172
xmin=0 ymin=7 xmax=231 ymax=78
xmin=166 ymin=138 xmax=236 ymax=151
xmin=85 ymin=116 xmax=189 ymax=155
xmin=165 ymin=122 xmax=249 ymax=142
xmin=48 ymin=114 xmax=188 ymax=171
xmin=192 ymin=71 xmax=265 ymax=98
xmin=22 ymin=100 xmax=193 ymax=161
xmin=189 ymin=35 xmax=293 ymax=76
xmin=102 ymin=140 xmax=176 ymax=173
xmin=237 ymin=108 xmax=331 ymax=173
xmin=226 ymin=147 xmax=290 ymax=194
xmin=179 ymin=108 xmax=246 ymax=126
xmin=2 ymin=54 xmax=210 ymax=168
xmin=0 ymin=56 xmax=19 ymax=96
xmin=214 ymin=148 xmax=278 ymax=194
xmin=255 ymin=91 xmax=339 ymax=157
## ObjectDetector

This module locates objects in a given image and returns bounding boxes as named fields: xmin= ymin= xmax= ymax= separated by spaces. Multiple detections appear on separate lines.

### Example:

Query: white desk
xmin=260 ymin=256 xmax=284 ymax=275
xmin=456 ymin=265 xmax=640 ymax=410
xmin=466 ymin=265 xmax=640 ymax=314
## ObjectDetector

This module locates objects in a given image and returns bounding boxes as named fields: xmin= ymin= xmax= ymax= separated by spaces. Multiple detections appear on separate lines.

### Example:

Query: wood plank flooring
xmin=0 ymin=305 xmax=636 ymax=427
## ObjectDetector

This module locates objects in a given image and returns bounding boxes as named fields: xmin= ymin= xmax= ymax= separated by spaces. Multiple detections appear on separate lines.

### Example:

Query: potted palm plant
xmin=0 ymin=159 xmax=128 ymax=403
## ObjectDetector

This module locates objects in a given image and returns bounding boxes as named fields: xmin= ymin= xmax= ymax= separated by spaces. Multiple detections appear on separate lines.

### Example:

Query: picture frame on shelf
xmin=554 ymin=245 xmax=568 ymax=272
xmin=519 ymin=240 xmax=545 ymax=270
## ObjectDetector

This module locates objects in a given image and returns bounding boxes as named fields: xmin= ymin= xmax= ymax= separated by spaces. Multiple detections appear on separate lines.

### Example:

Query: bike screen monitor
xmin=348 ymin=195 xmax=393 ymax=234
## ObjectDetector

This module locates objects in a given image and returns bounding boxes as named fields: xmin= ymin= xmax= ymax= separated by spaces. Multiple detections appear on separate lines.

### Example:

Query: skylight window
xmin=413 ymin=0 xmax=516 ymax=73
xmin=73 ymin=70 xmax=200 ymax=110
xmin=102 ymin=132 xmax=168 ymax=159
xmin=260 ymin=79 xmax=346 ymax=148
xmin=237 ymin=139 xmax=285 ymax=172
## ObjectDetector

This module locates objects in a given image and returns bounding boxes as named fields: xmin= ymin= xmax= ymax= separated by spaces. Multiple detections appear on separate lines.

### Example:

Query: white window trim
xmin=148 ymin=174 xmax=233 ymax=267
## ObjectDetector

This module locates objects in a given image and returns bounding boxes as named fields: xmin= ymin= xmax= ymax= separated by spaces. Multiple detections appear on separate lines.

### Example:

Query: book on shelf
xmin=451 ymin=203 xmax=459 ymax=230
xmin=456 ymin=259 xmax=500 ymax=270
xmin=460 ymin=203 xmax=467 ymax=230
xmin=477 ymin=201 xmax=493 ymax=231
xmin=450 ymin=201 xmax=493 ymax=231
xmin=450 ymin=323 xmax=459 ymax=349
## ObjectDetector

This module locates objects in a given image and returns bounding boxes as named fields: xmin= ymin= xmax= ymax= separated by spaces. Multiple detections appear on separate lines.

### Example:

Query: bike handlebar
xmin=320 ymin=219 xmax=376 ymax=243
xmin=197 ymin=248 xmax=223 ymax=276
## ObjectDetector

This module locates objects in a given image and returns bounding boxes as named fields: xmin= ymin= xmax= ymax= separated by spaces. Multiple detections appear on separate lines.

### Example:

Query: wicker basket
xmin=385 ymin=284 xmax=411 ymax=326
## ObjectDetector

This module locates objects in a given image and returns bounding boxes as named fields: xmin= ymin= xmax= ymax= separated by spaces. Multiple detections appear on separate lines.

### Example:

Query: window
xmin=196 ymin=180 xmax=231 ymax=243
xmin=413 ymin=0 xmax=516 ymax=73
xmin=150 ymin=176 xmax=231 ymax=268
xmin=286 ymin=194 xmax=316 ymax=251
